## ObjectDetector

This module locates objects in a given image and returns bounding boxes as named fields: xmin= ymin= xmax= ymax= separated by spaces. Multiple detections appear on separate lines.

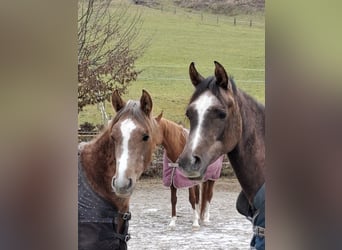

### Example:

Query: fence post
xmin=217 ymin=16 xmax=219 ymax=25
xmin=201 ymin=13 xmax=203 ymax=21
xmin=234 ymin=17 xmax=236 ymax=26
xmin=250 ymin=19 xmax=252 ymax=27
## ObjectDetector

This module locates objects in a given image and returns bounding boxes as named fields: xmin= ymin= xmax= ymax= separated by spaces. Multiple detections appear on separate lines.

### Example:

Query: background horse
xmin=178 ymin=62 xmax=265 ymax=249
xmin=78 ymin=90 xmax=162 ymax=250
xmin=155 ymin=113 xmax=223 ymax=229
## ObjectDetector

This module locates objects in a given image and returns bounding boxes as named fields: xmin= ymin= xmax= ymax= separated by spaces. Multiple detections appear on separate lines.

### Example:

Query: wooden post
xmin=201 ymin=13 xmax=203 ymax=21
xmin=217 ymin=16 xmax=219 ymax=25
xmin=234 ymin=17 xmax=236 ymax=26
xmin=250 ymin=19 xmax=252 ymax=27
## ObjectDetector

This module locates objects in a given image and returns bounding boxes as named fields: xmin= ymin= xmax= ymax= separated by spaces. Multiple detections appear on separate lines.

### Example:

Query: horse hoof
xmin=202 ymin=220 xmax=210 ymax=226
xmin=192 ymin=224 xmax=200 ymax=231
xmin=168 ymin=216 xmax=177 ymax=230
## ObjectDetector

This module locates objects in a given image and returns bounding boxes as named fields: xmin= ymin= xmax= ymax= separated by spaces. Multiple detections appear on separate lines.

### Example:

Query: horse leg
xmin=200 ymin=181 xmax=208 ymax=222
xmin=189 ymin=185 xmax=200 ymax=229
xmin=169 ymin=185 xmax=177 ymax=229
xmin=201 ymin=180 xmax=215 ymax=225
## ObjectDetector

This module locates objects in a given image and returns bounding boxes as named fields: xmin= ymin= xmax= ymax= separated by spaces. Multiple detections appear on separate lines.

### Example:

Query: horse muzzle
xmin=178 ymin=154 xmax=206 ymax=180
xmin=112 ymin=176 xmax=135 ymax=197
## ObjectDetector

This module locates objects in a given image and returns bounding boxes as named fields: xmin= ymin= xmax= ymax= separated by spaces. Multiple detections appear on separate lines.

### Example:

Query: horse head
xmin=110 ymin=89 xmax=161 ymax=197
xmin=179 ymin=62 xmax=242 ymax=179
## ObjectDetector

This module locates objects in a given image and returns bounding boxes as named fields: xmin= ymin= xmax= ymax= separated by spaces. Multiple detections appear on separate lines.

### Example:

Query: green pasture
xmin=78 ymin=2 xmax=265 ymax=127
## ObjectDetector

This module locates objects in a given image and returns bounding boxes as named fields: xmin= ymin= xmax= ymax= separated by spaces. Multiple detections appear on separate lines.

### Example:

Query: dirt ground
xmin=127 ymin=178 xmax=252 ymax=250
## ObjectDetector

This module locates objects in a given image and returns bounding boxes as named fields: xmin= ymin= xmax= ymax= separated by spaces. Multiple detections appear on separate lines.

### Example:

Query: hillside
xmin=133 ymin=0 xmax=264 ymax=15
xmin=78 ymin=1 xmax=264 ymax=126
xmin=174 ymin=0 xmax=264 ymax=15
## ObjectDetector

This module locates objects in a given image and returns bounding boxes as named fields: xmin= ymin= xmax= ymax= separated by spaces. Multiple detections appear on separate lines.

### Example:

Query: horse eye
xmin=142 ymin=134 xmax=149 ymax=141
xmin=185 ymin=109 xmax=193 ymax=119
xmin=218 ymin=111 xmax=226 ymax=119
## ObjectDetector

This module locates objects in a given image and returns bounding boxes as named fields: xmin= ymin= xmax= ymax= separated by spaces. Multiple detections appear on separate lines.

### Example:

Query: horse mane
xmin=236 ymin=88 xmax=265 ymax=137
xmin=80 ymin=127 xmax=118 ymax=206
xmin=159 ymin=118 xmax=188 ymax=162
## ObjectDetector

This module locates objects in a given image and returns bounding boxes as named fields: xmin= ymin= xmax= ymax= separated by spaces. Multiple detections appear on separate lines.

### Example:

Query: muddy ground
xmin=127 ymin=178 xmax=252 ymax=250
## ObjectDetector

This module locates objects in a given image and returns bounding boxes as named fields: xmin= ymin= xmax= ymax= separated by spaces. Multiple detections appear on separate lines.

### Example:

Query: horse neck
xmin=159 ymin=118 xmax=187 ymax=163
xmin=228 ymin=90 xmax=265 ymax=203
xmin=80 ymin=129 xmax=129 ymax=212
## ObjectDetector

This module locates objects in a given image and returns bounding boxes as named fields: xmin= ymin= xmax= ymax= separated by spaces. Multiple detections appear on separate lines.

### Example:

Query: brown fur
xmin=179 ymin=62 xmax=265 ymax=204
xmin=80 ymin=90 xmax=161 ymax=233
xmin=156 ymin=115 xmax=217 ymax=222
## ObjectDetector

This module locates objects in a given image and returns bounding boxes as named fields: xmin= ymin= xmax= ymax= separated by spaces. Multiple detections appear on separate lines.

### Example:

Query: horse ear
xmin=189 ymin=62 xmax=204 ymax=87
xmin=140 ymin=89 xmax=153 ymax=116
xmin=214 ymin=61 xmax=231 ymax=90
xmin=155 ymin=111 xmax=163 ymax=122
xmin=112 ymin=90 xmax=126 ymax=112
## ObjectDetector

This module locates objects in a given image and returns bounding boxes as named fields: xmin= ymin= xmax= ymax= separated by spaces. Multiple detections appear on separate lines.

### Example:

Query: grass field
xmin=78 ymin=2 xmax=264 ymax=127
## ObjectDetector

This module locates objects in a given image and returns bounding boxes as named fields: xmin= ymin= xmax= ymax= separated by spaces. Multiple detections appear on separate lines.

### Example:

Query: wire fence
xmin=138 ymin=76 xmax=264 ymax=83
xmin=136 ymin=65 xmax=265 ymax=85
xmin=131 ymin=2 xmax=265 ymax=86
xmin=142 ymin=3 xmax=265 ymax=28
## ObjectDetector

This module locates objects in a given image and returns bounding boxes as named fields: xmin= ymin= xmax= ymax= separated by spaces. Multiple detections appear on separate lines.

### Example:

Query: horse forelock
xmin=110 ymin=100 xmax=160 ymax=146
xmin=112 ymin=101 xmax=149 ymax=130
xmin=189 ymin=76 xmax=215 ymax=104
xmin=189 ymin=75 xmax=237 ymax=107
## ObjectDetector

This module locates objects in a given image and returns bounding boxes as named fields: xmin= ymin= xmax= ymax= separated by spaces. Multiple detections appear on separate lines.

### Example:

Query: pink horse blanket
xmin=162 ymin=151 xmax=224 ymax=189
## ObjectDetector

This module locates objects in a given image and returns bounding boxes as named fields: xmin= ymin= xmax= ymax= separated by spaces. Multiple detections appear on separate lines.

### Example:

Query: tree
xmin=78 ymin=0 xmax=148 ymax=122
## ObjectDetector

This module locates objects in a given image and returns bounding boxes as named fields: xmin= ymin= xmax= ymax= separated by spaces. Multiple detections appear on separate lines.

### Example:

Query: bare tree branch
xmin=78 ymin=0 xmax=148 ymax=113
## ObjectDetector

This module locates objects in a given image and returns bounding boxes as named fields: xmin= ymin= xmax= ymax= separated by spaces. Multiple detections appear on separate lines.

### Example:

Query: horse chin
xmin=112 ymin=185 xmax=134 ymax=198
xmin=113 ymin=190 xmax=132 ymax=199
xmin=179 ymin=167 xmax=205 ymax=180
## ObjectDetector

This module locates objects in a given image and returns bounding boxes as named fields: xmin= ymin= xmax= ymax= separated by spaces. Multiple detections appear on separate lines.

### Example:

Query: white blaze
xmin=117 ymin=119 xmax=136 ymax=186
xmin=191 ymin=93 xmax=215 ymax=151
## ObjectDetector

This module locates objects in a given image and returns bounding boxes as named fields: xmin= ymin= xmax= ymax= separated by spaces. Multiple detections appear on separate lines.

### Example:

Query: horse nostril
xmin=127 ymin=178 xmax=133 ymax=189
xmin=112 ymin=177 xmax=116 ymax=187
xmin=192 ymin=155 xmax=201 ymax=165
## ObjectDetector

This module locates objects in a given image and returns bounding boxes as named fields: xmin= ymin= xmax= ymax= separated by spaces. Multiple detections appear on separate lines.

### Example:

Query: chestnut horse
xmin=178 ymin=62 xmax=265 ymax=249
xmin=78 ymin=90 xmax=161 ymax=250
xmin=155 ymin=113 xmax=223 ymax=229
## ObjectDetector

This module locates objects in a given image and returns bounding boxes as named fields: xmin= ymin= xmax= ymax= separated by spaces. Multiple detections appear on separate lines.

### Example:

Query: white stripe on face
xmin=191 ymin=93 xmax=215 ymax=151
xmin=117 ymin=119 xmax=136 ymax=186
